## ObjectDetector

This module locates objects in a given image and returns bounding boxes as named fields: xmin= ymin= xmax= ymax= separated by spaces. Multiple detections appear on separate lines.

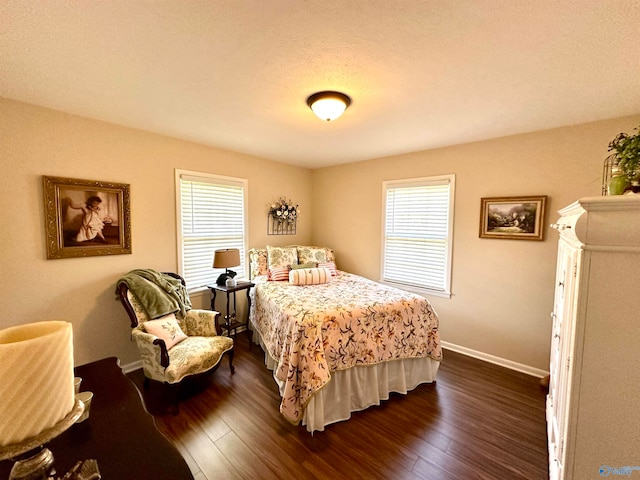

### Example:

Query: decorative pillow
xmin=296 ymin=246 xmax=328 ymax=264
xmin=289 ymin=267 xmax=331 ymax=286
xmin=291 ymin=262 xmax=317 ymax=270
xmin=318 ymin=261 xmax=338 ymax=276
xmin=325 ymin=248 xmax=335 ymax=263
xmin=267 ymin=245 xmax=298 ymax=269
xmin=268 ymin=266 xmax=290 ymax=281
xmin=289 ymin=245 xmax=336 ymax=263
xmin=143 ymin=314 xmax=188 ymax=349
xmin=248 ymin=248 xmax=268 ymax=278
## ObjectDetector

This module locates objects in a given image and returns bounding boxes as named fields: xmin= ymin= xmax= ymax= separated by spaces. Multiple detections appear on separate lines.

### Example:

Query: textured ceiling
xmin=2 ymin=0 xmax=640 ymax=168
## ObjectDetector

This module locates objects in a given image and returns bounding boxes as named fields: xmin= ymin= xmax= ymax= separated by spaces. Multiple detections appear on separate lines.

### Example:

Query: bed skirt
xmin=251 ymin=327 xmax=440 ymax=433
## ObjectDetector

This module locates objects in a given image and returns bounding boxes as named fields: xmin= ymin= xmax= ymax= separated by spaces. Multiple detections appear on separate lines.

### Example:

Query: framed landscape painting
xmin=479 ymin=196 xmax=547 ymax=241
xmin=43 ymin=176 xmax=132 ymax=259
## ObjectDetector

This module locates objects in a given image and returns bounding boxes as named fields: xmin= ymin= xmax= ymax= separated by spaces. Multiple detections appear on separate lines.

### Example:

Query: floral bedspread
xmin=250 ymin=272 xmax=442 ymax=424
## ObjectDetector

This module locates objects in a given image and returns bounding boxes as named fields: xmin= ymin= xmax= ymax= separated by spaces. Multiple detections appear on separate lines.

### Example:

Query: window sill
xmin=379 ymin=280 xmax=451 ymax=299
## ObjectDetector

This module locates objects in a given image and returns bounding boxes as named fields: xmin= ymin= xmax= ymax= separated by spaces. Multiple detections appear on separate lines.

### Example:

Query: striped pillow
xmin=268 ymin=266 xmax=290 ymax=281
xmin=318 ymin=262 xmax=338 ymax=276
xmin=289 ymin=267 xmax=331 ymax=286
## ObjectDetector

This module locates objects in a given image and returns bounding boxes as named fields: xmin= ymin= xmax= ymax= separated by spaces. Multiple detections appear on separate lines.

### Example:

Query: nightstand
xmin=207 ymin=281 xmax=255 ymax=341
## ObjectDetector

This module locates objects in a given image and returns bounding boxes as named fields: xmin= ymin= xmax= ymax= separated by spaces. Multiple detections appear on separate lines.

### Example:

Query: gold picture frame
xmin=43 ymin=176 xmax=132 ymax=259
xmin=479 ymin=195 xmax=547 ymax=241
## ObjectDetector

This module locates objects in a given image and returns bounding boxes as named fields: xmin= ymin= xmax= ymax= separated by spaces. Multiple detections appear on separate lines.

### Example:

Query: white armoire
xmin=547 ymin=195 xmax=640 ymax=480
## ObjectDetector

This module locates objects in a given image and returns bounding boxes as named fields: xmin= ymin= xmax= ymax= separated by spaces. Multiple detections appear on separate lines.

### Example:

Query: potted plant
xmin=608 ymin=125 xmax=640 ymax=193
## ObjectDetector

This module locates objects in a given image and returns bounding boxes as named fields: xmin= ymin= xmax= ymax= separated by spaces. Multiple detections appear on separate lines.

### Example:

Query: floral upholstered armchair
xmin=117 ymin=271 xmax=234 ymax=386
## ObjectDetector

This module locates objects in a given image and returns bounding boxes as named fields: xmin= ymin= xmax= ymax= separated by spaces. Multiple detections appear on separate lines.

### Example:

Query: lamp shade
xmin=213 ymin=248 xmax=240 ymax=269
xmin=0 ymin=321 xmax=75 ymax=447
xmin=307 ymin=91 xmax=351 ymax=122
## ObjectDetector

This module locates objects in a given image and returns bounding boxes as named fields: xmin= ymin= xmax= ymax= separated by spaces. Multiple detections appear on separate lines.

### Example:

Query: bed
xmin=248 ymin=245 xmax=442 ymax=432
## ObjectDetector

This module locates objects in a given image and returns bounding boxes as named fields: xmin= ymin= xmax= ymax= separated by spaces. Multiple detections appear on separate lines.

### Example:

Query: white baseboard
xmin=121 ymin=359 xmax=142 ymax=374
xmin=120 ymin=337 xmax=548 ymax=379
xmin=441 ymin=341 xmax=549 ymax=378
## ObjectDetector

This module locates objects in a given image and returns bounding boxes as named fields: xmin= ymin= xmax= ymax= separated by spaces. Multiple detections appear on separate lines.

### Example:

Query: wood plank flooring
xmin=127 ymin=332 xmax=549 ymax=480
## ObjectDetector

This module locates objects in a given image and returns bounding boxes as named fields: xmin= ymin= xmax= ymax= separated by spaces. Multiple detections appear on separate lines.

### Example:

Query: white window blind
xmin=382 ymin=175 xmax=455 ymax=297
xmin=176 ymin=170 xmax=247 ymax=291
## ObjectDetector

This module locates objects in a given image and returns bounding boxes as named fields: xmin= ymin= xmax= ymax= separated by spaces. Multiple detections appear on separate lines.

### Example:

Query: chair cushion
xmin=164 ymin=336 xmax=234 ymax=384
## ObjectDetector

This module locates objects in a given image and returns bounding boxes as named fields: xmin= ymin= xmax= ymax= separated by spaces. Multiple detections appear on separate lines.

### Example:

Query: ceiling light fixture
xmin=306 ymin=91 xmax=351 ymax=122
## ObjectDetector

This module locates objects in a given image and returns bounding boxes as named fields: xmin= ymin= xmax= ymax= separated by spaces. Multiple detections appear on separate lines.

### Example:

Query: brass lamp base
xmin=9 ymin=447 xmax=55 ymax=480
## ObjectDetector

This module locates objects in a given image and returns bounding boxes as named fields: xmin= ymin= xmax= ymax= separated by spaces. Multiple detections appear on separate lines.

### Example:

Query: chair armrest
xmin=131 ymin=328 xmax=170 ymax=368
xmin=182 ymin=309 xmax=221 ymax=336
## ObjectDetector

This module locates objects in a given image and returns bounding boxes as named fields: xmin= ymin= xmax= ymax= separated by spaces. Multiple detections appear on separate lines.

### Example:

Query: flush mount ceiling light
xmin=306 ymin=91 xmax=351 ymax=122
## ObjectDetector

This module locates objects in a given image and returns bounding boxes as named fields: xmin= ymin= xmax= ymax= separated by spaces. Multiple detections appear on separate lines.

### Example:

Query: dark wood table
xmin=0 ymin=357 xmax=193 ymax=479
xmin=208 ymin=281 xmax=254 ymax=340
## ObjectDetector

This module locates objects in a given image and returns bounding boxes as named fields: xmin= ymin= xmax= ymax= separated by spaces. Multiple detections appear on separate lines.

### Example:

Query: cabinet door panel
xmin=548 ymin=238 xmax=580 ymax=479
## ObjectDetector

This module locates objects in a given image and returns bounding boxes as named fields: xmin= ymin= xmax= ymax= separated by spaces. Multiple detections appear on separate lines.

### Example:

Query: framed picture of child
xmin=43 ymin=176 xmax=132 ymax=259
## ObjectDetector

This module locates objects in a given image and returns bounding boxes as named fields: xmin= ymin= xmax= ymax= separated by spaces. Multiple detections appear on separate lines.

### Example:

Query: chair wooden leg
xmin=164 ymin=382 xmax=180 ymax=415
xmin=227 ymin=349 xmax=235 ymax=374
xmin=143 ymin=376 xmax=150 ymax=389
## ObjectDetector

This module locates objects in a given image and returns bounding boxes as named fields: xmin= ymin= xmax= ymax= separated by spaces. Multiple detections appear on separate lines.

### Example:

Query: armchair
xmin=117 ymin=272 xmax=234 ymax=386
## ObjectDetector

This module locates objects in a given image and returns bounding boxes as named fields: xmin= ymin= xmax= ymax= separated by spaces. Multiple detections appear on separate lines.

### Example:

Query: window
xmin=176 ymin=170 xmax=247 ymax=291
xmin=381 ymin=174 xmax=455 ymax=298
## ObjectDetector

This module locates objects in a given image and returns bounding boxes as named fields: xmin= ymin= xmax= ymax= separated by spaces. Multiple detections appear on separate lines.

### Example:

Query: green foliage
xmin=608 ymin=125 xmax=640 ymax=182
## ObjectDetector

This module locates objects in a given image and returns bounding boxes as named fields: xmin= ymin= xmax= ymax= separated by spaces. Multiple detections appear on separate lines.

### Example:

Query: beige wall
xmin=2 ymin=96 xmax=637 ymax=372
xmin=0 ymin=98 xmax=312 ymax=366
xmin=311 ymin=116 xmax=639 ymax=371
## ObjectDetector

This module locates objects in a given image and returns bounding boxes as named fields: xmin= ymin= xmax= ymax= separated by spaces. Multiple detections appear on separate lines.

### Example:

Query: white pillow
xmin=143 ymin=313 xmax=188 ymax=349
xmin=289 ymin=267 xmax=331 ymax=286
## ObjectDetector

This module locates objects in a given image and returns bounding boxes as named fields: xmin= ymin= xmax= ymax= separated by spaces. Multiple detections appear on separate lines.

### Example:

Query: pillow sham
xmin=248 ymin=248 xmax=268 ymax=278
xmin=143 ymin=313 xmax=188 ymax=349
xmin=318 ymin=261 xmax=338 ymax=276
xmin=267 ymin=245 xmax=298 ymax=269
xmin=296 ymin=246 xmax=328 ymax=264
xmin=289 ymin=267 xmax=331 ymax=286
xmin=268 ymin=265 xmax=290 ymax=281
xmin=288 ymin=245 xmax=335 ymax=264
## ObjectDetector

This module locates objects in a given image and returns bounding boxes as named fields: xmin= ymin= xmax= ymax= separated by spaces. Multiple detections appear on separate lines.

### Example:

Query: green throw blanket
xmin=116 ymin=269 xmax=191 ymax=320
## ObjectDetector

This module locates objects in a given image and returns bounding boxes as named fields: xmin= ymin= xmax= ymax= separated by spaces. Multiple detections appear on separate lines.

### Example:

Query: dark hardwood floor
xmin=127 ymin=332 xmax=549 ymax=480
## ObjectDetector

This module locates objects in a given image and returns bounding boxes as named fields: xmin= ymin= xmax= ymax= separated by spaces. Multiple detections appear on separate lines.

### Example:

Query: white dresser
xmin=547 ymin=196 xmax=640 ymax=480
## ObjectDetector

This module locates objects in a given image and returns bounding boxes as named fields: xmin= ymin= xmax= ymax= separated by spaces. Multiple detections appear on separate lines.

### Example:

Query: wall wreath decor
xmin=268 ymin=197 xmax=298 ymax=235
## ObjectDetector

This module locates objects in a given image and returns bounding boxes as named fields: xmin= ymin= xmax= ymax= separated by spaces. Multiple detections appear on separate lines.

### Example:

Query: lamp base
xmin=9 ymin=447 xmax=55 ymax=480
xmin=0 ymin=399 xmax=84 ymax=480
xmin=215 ymin=269 xmax=237 ymax=286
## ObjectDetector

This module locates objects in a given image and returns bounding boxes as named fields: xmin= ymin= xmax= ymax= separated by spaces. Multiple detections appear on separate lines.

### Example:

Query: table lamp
xmin=213 ymin=248 xmax=240 ymax=286
xmin=0 ymin=321 xmax=84 ymax=480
